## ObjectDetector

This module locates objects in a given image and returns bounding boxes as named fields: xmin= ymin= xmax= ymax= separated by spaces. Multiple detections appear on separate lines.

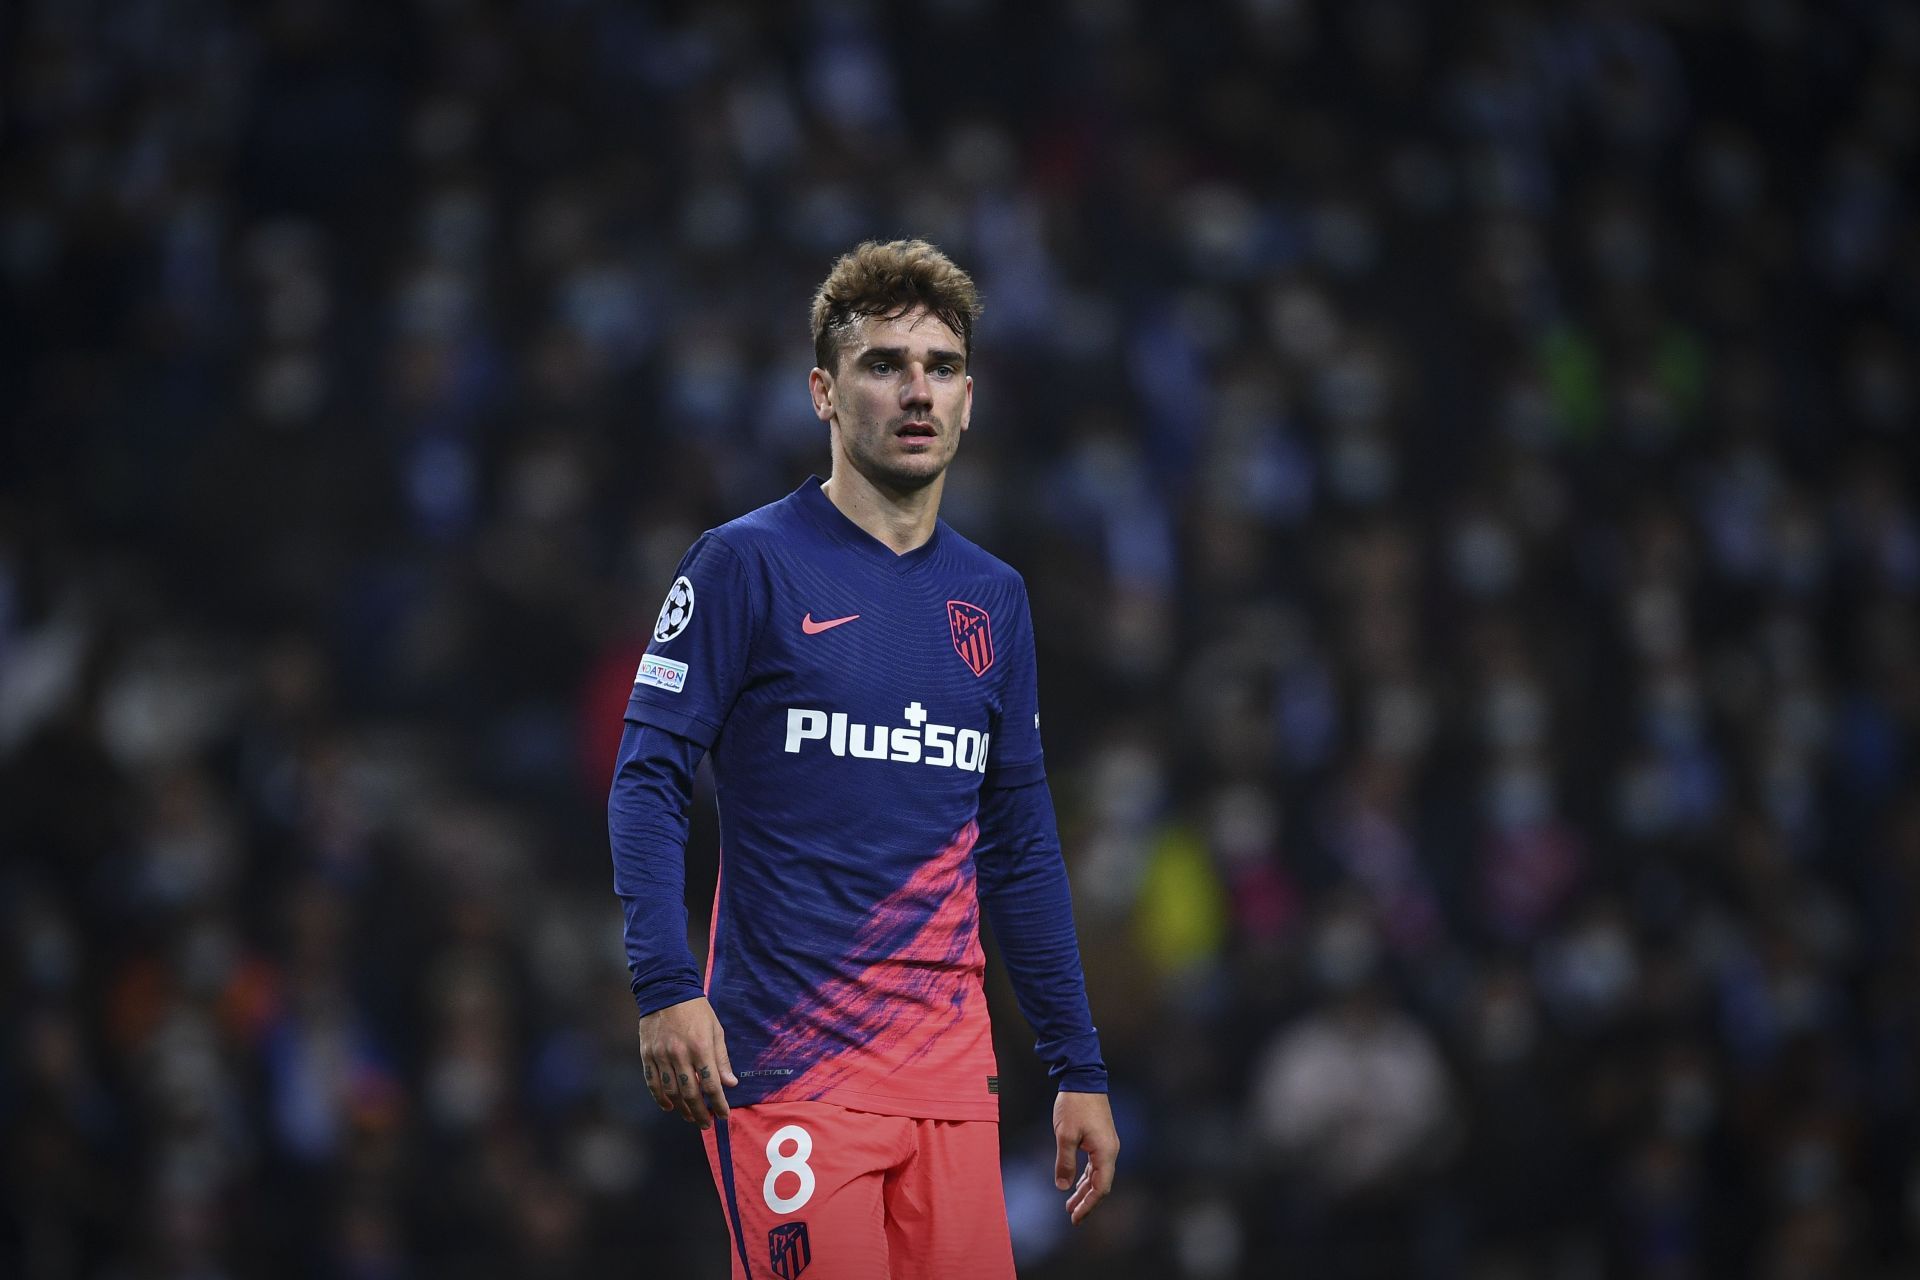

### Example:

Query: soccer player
xmin=609 ymin=239 xmax=1118 ymax=1278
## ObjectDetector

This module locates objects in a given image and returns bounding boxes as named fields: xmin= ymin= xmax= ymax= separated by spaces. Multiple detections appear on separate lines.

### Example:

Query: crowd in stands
xmin=4 ymin=1 xmax=1917 ymax=1276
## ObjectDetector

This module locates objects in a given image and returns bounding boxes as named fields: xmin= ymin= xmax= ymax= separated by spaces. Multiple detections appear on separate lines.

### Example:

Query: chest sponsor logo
xmin=947 ymin=599 xmax=994 ymax=677
xmin=634 ymin=654 xmax=688 ymax=694
xmin=783 ymin=701 xmax=989 ymax=772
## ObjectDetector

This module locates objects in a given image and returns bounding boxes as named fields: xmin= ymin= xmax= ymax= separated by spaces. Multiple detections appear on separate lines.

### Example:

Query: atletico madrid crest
xmin=947 ymin=600 xmax=994 ymax=677
xmin=769 ymin=1222 xmax=811 ymax=1278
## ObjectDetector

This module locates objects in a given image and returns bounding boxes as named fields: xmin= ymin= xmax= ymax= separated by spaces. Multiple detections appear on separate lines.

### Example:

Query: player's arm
xmin=975 ymin=776 xmax=1119 ymax=1224
xmin=611 ymin=533 xmax=761 ymax=1130
xmin=609 ymin=720 xmax=737 ymax=1129
xmin=977 ymin=579 xmax=1119 ymax=1222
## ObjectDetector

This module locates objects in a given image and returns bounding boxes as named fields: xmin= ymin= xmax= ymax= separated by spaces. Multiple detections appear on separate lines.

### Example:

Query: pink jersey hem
xmin=803 ymin=1084 xmax=1002 ymax=1123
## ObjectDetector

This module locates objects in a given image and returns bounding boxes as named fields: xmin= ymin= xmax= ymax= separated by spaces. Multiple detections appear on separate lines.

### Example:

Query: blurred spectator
xmin=1252 ymin=984 xmax=1455 ymax=1195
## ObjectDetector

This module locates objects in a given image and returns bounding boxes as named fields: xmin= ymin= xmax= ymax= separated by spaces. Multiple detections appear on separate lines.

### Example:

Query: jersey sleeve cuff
xmin=1054 ymin=1067 xmax=1110 ymax=1093
xmin=1039 ymin=1030 xmax=1107 ymax=1091
xmin=632 ymin=975 xmax=709 ymax=1018
xmin=624 ymin=699 xmax=722 ymax=750
xmin=984 ymin=757 xmax=1046 ymax=790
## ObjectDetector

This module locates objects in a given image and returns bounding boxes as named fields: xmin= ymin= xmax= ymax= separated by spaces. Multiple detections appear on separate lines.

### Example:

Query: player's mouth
xmin=895 ymin=420 xmax=937 ymax=444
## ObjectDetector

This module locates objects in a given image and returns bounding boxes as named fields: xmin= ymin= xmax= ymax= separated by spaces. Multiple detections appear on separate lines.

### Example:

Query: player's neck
xmin=820 ymin=467 xmax=944 ymax=555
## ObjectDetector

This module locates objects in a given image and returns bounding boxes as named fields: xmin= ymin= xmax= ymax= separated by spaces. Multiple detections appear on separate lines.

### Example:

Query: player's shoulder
xmin=937 ymin=522 xmax=1029 ymax=596
xmin=697 ymin=489 xmax=811 ymax=563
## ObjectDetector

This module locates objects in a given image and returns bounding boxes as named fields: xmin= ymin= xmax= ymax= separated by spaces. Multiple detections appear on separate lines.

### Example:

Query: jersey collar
xmin=793 ymin=476 xmax=944 ymax=571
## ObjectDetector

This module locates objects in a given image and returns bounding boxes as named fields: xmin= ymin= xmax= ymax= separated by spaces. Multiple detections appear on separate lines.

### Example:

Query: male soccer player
xmin=609 ymin=239 xmax=1118 ymax=1278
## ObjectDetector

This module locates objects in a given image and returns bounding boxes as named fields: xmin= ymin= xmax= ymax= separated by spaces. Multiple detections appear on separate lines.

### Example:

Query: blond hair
xmin=810 ymin=239 xmax=983 ymax=374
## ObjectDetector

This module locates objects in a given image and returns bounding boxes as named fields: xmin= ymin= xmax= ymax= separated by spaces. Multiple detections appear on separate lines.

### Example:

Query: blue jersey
xmin=621 ymin=477 xmax=1052 ymax=1120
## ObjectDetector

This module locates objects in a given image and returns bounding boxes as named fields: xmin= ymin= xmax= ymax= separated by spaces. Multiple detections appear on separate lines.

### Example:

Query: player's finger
xmin=697 ymin=1059 xmax=729 ymax=1122
xmin=671 ymin=1048 xmax=713 ymax=1128
xmin=1091 ymin=1139 xmax=1118 ymax=1195
xmin=644 ymin=1057 xmax=672 ymax=1111
xmin=662 ymin=1060 xmax=686 ymax=1113
xmin=1053 ymin=1132 xmax=1078 ymax=1190
xmin=655 ymin=1050 xmax=686 ymax=1110
xmin=674 ymin=1060 xmax=712 ymax=1128
xmin=638 ymin=1029 xmax=671 ymax=1110
xmin=1066 ymin=1168 xmax=1092 ymax=1220
xmin=1069 ymin=1136 xmax=1119 ymax=1223
xmin=1068 ymin=1166 xmax=1106 ymax=1224
xmin=699 ymin=1025 xmax=733 ymax=1117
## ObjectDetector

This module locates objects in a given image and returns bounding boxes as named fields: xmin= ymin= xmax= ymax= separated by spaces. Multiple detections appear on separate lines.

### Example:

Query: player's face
xmin=810 ymin=308 xmax=972 ymax=493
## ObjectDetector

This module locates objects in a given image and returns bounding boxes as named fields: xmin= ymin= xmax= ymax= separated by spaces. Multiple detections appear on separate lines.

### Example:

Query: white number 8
xmin=762 ymin=1124 xmax=815 ymax=1214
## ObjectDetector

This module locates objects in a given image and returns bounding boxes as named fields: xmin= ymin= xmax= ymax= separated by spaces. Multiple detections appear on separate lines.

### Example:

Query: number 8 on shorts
xmin=762 ymin=1124 xmax=815 ymax=1214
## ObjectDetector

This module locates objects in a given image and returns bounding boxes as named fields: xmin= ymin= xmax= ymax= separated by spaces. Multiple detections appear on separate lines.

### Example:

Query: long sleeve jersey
xmin=609 ymin=477 xmax=1106 ymax=1120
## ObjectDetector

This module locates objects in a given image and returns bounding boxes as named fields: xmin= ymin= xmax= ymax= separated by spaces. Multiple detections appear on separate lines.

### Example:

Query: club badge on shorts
xmin=769 ymin=1222 xmax=811 ymax=1278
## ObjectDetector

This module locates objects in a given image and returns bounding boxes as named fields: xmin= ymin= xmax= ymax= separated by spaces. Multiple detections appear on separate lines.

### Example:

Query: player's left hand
xmin=1052 ymin=1090 xmax=1119 ymax=1225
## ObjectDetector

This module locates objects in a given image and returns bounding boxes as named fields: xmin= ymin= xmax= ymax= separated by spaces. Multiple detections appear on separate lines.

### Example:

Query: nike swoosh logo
xmin=801 ymin=613 xmax=860 ymax=635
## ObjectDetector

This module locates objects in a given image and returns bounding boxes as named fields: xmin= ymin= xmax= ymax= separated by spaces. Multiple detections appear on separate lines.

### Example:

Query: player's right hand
xmin=637 ymin=997 xmax=739 ymax=1130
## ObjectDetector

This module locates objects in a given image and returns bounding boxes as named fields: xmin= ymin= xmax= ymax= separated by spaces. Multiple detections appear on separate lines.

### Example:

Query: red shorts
xmin=701 ymin=1100 xmax=1015 ymax=1279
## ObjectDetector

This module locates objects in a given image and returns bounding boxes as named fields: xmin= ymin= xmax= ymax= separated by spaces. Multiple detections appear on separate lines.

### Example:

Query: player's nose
xmin=900 ymin=364 xmax=933 ymax=406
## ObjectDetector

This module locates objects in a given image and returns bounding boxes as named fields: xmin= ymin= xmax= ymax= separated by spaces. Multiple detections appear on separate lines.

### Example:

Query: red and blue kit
xmin=610 ymin=477 xmax=1105 ymax=1277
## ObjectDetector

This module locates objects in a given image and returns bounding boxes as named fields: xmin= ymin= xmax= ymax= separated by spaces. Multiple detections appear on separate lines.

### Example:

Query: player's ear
xmin=809 ymin=367 xmax=835 ymax=423
xmin=960 ymin=374 xmax=972 ymax=434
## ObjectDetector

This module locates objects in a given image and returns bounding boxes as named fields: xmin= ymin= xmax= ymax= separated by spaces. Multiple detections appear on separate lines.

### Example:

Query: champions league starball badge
xmin=654 ymin=575 xmax=695 ymax=643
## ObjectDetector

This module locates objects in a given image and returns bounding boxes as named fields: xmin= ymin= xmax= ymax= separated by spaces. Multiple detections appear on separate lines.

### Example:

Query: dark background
xmin=3 ymin=1 xmax=1917 ymax=1277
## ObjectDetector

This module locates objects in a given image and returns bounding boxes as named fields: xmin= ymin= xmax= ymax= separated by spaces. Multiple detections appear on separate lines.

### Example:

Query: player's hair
xmin=810 ymin=239 xmax=983 ymax=374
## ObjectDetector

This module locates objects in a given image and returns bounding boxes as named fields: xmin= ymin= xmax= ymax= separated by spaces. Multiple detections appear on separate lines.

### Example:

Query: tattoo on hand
xmin=699 ymin=1066 xmax=712 ymax=1081
xmin=679 ymin=1073 xmax=690 ymax=1087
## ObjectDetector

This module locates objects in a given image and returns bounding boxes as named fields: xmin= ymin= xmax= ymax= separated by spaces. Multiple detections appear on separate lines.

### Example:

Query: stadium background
xmin=4 ymin=0 xmax=1918 ymax=1276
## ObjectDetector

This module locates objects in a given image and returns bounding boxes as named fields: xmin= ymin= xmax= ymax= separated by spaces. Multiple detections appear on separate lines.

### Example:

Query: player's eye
xmin=869 ymin=361 xmax=893 ymax=376
xmin=932 ymin=364 xmax=956 ymax=378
